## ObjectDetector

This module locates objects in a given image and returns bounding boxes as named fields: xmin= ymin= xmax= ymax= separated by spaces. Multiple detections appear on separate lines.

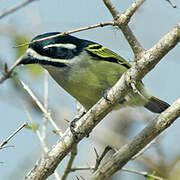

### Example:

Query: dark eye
xmin=59 ymin=47 xmax=69 ymax=56
xmin=42 ymin=46 xmax=76 ymax=59
xmin=56 ymin=47 xmax=73 ymax=59
xmin=43 ymin=47 xmax=55 ymax=56
xmin=61 ymin=47 xmax=68 ymax=51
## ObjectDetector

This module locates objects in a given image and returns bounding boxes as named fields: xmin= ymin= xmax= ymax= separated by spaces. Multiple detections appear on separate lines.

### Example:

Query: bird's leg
xmin=102 ymin=88 xmax=111 ymax=102
xmin=70 ymin=111 xmax=86 ymax=140
xmin=119 ymin=98 xmax=126 ymax=104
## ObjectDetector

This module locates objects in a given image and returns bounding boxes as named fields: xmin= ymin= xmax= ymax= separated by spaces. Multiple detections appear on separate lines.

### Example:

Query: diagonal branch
xmin=24 ymin=22 xmax=180 ymax=180
xmin=70 ymin=166 xmax=164 ymax=180
xmin=119 ymin=25 xmax=145 ymax=60
xmin=61 ymin=145 xmax=78 ymax=180
xmin=0 ymin=0 xmax=36 ymax=20
xmin=30 ymin=21 xmax=114 ymax=45
xmin=24 ymin=106 xmax=61 ymax=180
xmin=104 ymin=0 xmax=146 ymax=58
xmin=0 ymin=55 xmax=24 ymax=84
xmin=166 ymin=0 xmax=177 ymax=8
xmin=94 ymin=146 xmax=112 ymax=172
xmin=0 ymin=122 xmax=27 ymax=149
xmin=0 ymin=21 xmax=115 ymax=84
xmin=90 ymin=98 xmax=180 ymax=179
xmin=103 ymin=0 xmax=119 ymax=19
xmin=20 ymin=81 xmax=63 ymax=137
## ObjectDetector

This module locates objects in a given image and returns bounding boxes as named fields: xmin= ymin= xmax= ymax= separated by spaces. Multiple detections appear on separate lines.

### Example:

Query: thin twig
xmin=71 ymin=167 xmax=93 ymax=172
xmin=42 ymin=71 xmax=61 ymax=180
xmin=24 ymin=106 xmax=48 ymax=153
xmin=130 ymin=80 xmax=146 ymax=100
xmin=93 ymin=148 xmax=99 ymax=164
xmin=132 ymin=138 xmax=157 ymax=160
xmin=61 ymin=145 xmax=78 ymax=180
xmin=124 ymin=0 xmax=145 ymax=22
xmin=121 ymin=167 xmax=165 ymax=180
xmin=71 ymin=166 xmax=164 ymax=180
xmin=76 ymin=176 xmax=86 ymax=180
xmin=0 ymin=55 xmax=24 ymax=84
xmin=33 ymin=21 xmax=114 ymax=43
xmin=42 ymin=70 xmax=49 ymax=146
xmin=165 ymin=0 xmax=177 ymax=8
xmin=75 ymin=100 xmax=86 ymax=118
xmin=24 ymin=106 xmax=61 ymax=179
xmin=79 ymin=176 xmax=86 ymax=180
xmin=121 ymin=25 xmax=145 ymax=59
xmin=103 ymin=0 xmax=145 ymax=58
xmin=0 ymin=122 xmax=28 ymax=148
xmin=103 ymin=0 xmax=119 ymax=19
xmin=15 ymin=21 xmax=114 ymax=48
xmin=20 ymin=80 xmax=63 ymax=137
xmin=94 ymin=146 xmax=112 ymax=172
xmin=0 ymin=0 xmax=36 ymax=19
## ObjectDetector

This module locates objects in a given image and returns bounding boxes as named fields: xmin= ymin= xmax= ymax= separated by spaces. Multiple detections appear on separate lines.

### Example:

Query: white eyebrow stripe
xmin=43 ymin=43 xmax=76 ymax=49
xmin=26 ymin=48 xmax=71 ymax=64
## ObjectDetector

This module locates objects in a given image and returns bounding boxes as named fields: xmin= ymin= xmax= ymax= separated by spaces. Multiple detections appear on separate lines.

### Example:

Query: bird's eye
xmin=60 ymin=47 xmax=68 ymax=52
xmin=43 ymin=47 xmax=56 ymax=56
xmin=42 ymin=46 xmax=76 ymax=59
xmin=43 ymin=47 xmax=53 ymax=53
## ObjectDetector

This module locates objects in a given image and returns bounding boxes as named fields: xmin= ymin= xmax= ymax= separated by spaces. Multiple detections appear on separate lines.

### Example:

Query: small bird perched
xmin=18 ymin=32 xmax=170 ymax=113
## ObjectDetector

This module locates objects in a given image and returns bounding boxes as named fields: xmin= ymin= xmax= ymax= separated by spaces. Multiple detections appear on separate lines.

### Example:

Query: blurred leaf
xmin=13 ymin=35 xmax=30 ymax=57
xmin=25 ymin=123 xmax=39 ymax=132
xmin=147 ymin=171 xmax=156 ymax=180
xmin=13 ymin=34 xmax=43 ymax=77
xmin=169 ymin=160 xmax=180 ymax=180
xmin=26 ymin=64 xmax=43 ymax=77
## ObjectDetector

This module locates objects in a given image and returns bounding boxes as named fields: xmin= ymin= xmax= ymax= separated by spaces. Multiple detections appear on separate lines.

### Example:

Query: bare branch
xmin=94 ymin=146 xmax=112 ymax=172
xmin=0 ymin=55 xmax=24 ymax=84
xmin=165 ymin=0 xmax=177 ymax=8
xmin=121 ymin=168 xmax=164 ymax=180
xmin=90 ymin=98 xmax=180 ymax=179
xmin=119 ymin=25 xmax=145 ymax=59
xmin=103 ymin=0 xmax=146 ymax=58
xmin=124 ymin=0 xmax=145 ymax=21
xmin=20 ymin=81 xmax=63 ymax=137
xmin=0 ymin=122 xmax=27 ymax=148
xmin=131 ymin=138 xmax=157 ymax=160
xmin=61 ymin=145 xmax=78 ymax=180
xmin=15 ymin=21 xmax=114 ymax=48
xmin=24 ymin=106 xmax=61 ymax=180
xmin=71 ymin=166 xmax=164 ymax=180
xmin=0 ymin=22 xmax=113 ymax=83
xmin=0 ymin=0 xmax=36 ymax=20
xmin=71 ymin=167 xmax=93 ymax=172
xmin=42 ymin=70 xmax=49 ymax=148
xmin=103 ymin=0 xmax=119 ymax=19
xmin=24 ymin=106 xmax=49 ymax=153
xmin=33 ymin=21 xmax=114 ymax=43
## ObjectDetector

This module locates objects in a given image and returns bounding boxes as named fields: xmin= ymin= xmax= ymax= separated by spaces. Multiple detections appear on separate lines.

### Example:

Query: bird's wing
xmin=85 ymin=44 xmax=131 ymax=69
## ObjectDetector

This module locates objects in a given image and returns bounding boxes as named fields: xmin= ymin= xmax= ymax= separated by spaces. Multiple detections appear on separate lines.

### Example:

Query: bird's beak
xmin=18 ymin=54 xmax=35 ymax=66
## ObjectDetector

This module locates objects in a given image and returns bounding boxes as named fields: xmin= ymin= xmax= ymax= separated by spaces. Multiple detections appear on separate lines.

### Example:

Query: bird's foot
xmin=119 ymin=98 xmax=126 ymax=104
xmin=70 ymin=111 xmax=88 ymax=140
xmin=102 ymin=88 xmax=111 ymax=102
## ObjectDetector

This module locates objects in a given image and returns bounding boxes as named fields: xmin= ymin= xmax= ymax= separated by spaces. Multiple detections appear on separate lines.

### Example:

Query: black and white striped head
xmin=19 ymin=32 xmax=94 ymax=67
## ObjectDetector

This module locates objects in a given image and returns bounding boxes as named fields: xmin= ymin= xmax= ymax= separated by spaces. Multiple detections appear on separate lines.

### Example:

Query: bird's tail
xmin=144 ymin=96 xmax=170 ymax=113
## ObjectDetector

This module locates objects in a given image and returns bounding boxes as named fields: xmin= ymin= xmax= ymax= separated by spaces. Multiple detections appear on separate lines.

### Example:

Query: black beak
xmin=18 ymin=54 xmax=67 ymax=68
xmin=18 ymin=54 xmax=36 ymax=66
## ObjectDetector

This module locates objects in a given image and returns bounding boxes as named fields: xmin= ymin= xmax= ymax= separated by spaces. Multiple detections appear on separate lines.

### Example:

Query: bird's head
xmin=19 ymin=32 xmax=92 ymax=68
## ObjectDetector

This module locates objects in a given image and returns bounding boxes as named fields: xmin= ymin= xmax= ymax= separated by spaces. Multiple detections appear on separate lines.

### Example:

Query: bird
xmin=18 ymin=32 xmax=170 ymax=114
